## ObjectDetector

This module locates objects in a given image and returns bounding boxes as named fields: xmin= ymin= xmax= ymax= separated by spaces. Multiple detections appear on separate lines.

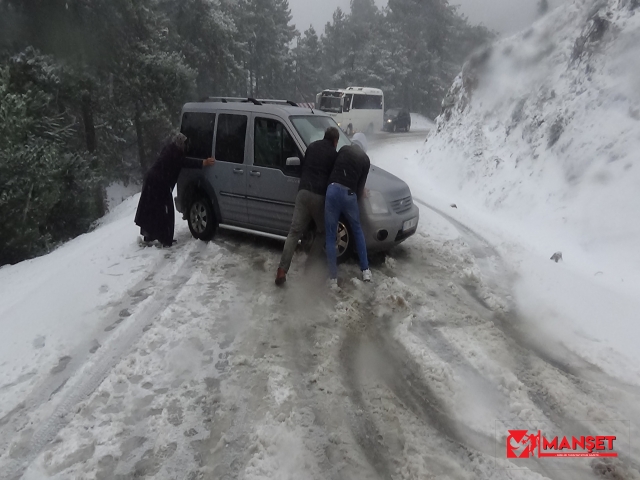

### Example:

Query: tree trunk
xmin=135 ymin=102 xmax=147 ymax=175
xmin=81 ymin=90 xmax=97 ymax=153
xmin=81 ymin=90 xmax=105 ymax=216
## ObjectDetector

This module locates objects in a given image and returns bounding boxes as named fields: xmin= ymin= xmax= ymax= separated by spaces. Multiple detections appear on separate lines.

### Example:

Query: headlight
xmin=337 ymin=122 xmax=341 ymax=127
xmin=387 ymin=119 xmax=392 ymax=123
xmin=367 ymin=190 xmax=389 ymax=214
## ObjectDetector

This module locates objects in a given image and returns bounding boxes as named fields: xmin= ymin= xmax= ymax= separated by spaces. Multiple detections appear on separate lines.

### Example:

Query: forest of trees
xmin=0 ymin=0 xmax=492 ymax=265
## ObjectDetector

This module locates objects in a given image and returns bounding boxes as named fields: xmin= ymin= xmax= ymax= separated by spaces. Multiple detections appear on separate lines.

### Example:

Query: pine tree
xmin=293 ymin=27 xmax=326 ymax=101
xmin=383 ymin=0 xmax=493 ymax=116
xmin=235 ymin=0 xmax=296 ymax=99
xmin=160 ymin=0 xmax=240 ymax=98
xmin=0 ymin=49 xmax=100 ymax=264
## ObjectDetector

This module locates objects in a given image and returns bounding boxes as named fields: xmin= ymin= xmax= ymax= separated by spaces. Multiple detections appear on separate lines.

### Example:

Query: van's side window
xmin=180 ymin=112 xmax=215 ymax=159
xmin=254 ymin=118 xmax=301 ymax=173
xmin=215 ymin=114 xmax=247 ymax=164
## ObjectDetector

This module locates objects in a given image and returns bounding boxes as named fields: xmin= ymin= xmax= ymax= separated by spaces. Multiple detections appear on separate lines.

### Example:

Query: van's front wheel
xmin=336 ymin=219 xmax=353 ymax=263
xmin=188 ymin=196 xmax=217 ymax=241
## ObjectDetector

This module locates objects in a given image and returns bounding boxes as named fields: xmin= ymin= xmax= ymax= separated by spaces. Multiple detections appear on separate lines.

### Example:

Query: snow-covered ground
xmin=1 ymin=130 xmax=638 ymax=479
xmin=1 ymin=2 xmax=639 ymax=475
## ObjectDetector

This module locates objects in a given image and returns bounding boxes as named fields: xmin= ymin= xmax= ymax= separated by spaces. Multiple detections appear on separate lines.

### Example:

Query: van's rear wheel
xmin=188 ymin=196 xmax=217 ymax=241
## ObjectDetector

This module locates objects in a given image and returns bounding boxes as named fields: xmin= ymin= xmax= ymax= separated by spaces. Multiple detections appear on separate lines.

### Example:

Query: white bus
xmin=316 ymin=87 xmax=384 ymax=135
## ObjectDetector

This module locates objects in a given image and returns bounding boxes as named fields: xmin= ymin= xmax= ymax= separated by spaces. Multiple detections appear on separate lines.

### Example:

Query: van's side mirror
xmin=286 ymin=156 xmax=301 ymax=167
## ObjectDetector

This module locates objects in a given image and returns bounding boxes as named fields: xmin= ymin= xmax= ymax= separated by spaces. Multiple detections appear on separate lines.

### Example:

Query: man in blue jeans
xmin=325 ymin=133 xmax=372 ymax=288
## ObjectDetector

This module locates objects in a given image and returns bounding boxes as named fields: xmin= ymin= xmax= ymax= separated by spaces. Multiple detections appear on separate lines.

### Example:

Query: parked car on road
xmin=175 ymin=97 xmax=419 ymax=261
xmin=383 ymin=108 xmax=411 ymax=132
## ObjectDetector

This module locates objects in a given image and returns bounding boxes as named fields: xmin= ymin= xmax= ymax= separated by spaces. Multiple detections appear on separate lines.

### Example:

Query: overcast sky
xmin=288 ymin=0 xmax=568 ymax=36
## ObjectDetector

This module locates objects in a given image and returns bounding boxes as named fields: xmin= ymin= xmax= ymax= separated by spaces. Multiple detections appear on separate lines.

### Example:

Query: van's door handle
xmin=250 ymin=171 xmax=261 ymax=177
xmin=233 ymin=168 xmax=243 ymax=174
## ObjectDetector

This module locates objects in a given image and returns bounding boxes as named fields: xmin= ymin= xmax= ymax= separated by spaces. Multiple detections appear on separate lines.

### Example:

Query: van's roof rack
xmin=199 ymin=97 xmax=299 ymax=107
xmin=257 ymin=99 xmax=299 ymax=107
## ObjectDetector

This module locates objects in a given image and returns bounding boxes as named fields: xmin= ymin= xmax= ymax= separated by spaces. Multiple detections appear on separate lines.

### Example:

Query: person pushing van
xmin=275 ymin=127 xmax=340 ymax=286
xmin=325 ymin=132 xmax=372 ymax=288
xmin=135 ymin=133 xmax=214 ymax=247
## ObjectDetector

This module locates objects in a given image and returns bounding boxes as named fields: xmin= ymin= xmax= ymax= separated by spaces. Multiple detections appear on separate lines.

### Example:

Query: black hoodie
xmin=327 ymin=144 xmax=370 ymax=198
xmin=298 ymin=138 xmax=338 ymax=195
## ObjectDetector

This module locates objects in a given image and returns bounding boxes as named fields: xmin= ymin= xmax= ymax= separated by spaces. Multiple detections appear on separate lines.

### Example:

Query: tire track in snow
xmin=332 ymin=277 xmax=495 ymax=479
xmin=404 ymin=198 xmax=640 ymax=478
xmin=414 ymin=198 xmax=640 ymax=397
xmin=2 ymin=241 xmax=205 ymax=479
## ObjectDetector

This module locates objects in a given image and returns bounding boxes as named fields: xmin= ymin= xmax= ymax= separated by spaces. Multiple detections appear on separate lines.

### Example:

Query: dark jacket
xmin=148 ymin=143 xmax=203 ymax=190
xmin=134 ymin=143 xmax=202 ymax=245
xmin=298 ymin=138 xmax=338 ymax=195
xmin=328 ymin=145 xmax=370 ymax=198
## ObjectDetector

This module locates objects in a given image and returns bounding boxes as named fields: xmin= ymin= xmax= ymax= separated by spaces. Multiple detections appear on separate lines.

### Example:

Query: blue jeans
xmin=325 ymin=183 xmax=369 ymax=279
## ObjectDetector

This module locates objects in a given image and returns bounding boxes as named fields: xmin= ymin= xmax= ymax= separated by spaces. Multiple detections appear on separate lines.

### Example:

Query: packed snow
xmin=1 ymin=1 xmax=640 ymax=477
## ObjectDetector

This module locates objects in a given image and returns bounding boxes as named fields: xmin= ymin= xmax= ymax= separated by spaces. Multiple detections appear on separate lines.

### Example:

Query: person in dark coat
xmin=135 ymin=133 xmax=215 ymax=247
xmin=275 ymin=127 xmax=340 ymax=286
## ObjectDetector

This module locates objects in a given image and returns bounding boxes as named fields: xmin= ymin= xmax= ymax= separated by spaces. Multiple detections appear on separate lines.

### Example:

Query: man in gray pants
xmin=275 ymin=127 xmax=340 ymax=285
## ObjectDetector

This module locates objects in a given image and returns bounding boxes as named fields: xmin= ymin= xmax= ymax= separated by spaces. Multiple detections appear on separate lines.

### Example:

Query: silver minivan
xmin=175 ymin=98 xmax=419 ymax=260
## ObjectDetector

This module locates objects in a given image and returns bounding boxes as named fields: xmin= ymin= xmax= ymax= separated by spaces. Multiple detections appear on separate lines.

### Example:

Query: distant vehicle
xmin=383 ymin=108 xmax=411 ymax=132
xmin=175 ymin=97 xmax=419 ymax=261
xmin=316 ymin=87 xmax=384 ymax=136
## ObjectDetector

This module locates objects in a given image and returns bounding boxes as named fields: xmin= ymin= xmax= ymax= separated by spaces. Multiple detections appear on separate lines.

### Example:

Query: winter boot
xmin=275 ymin=268 xmax=287 ymax=286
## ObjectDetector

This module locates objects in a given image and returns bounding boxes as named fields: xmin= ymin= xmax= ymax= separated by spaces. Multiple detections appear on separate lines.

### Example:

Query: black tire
xmin=346 ymin=124 xmax=354 ymax=136
xmin=188 ymin=195 xmax=217 ymax=241
xmin=336 ymin=218 xmax=353 ymax=264
xmin=406 ymin=123 xmax=410 ymax=132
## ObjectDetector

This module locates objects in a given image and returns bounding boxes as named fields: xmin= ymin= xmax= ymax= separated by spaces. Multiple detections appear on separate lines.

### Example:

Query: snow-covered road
xmin=1 ymin=132 xmax=639 ymax=480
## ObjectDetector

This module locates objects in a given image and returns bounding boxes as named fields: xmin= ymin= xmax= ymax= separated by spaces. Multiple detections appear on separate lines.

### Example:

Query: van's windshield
xmin=290 ymin=116 xmax=351 ymax=150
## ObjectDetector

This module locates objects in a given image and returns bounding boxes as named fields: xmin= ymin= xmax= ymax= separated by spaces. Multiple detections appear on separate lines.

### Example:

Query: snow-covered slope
xmin=375 ymin=0 xmax=640 ymax=379
xmin=425 ymin=0 xmax=640 ymax=287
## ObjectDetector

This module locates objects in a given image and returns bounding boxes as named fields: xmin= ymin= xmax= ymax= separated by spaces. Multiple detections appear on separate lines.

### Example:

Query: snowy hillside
xmin=426 ymin=0 xmax=640 ymax=285
xmin=368 ymin=0 xmax=640 ymax=382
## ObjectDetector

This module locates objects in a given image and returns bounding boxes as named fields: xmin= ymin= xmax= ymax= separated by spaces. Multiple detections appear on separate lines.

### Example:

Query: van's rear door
xmin=212 ymin=112 xmax=250 ymax=225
